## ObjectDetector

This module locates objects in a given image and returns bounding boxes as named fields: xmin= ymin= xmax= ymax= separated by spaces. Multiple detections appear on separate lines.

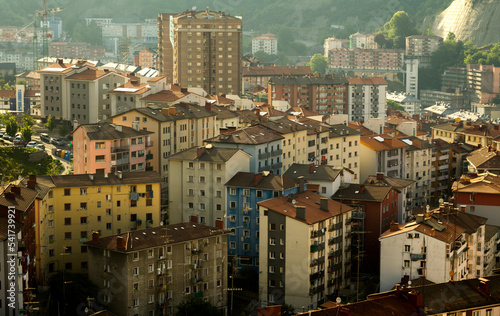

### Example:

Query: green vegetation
xmin=378 ymin=11 xmax=420 ymax=48
xmin=20 ymin=113 xmax=35 ymax=142
xmin=0 ymin=147 xmax=64 ymax=181
xmin=4 ymin=114 xmax=18 ymax=137
xmin=44 ymin=114 xmax=56 ymax=131
xmin=387 ymin=100 xmax=405 ymax=112
xmin=71 ymin=20 xmax=103 ymax=46
xmin=58 ymin=124 xmax=70 ymax=137
xmin=308 ymin=54 xmax=328 ymax=75
xmin=175 ymin=298 xmax=221 ymax=316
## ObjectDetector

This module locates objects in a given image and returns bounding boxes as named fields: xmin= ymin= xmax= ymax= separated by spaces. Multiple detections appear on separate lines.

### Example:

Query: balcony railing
xmin=258 ymin=152 xmax=271 ymax=159
xmin=352 ymin=211 xmax=366 ymax=220
xmin=270 ymin=149 xmax=283 ymax=157
xmin=111 ymin=146 xmax=130 ymax=153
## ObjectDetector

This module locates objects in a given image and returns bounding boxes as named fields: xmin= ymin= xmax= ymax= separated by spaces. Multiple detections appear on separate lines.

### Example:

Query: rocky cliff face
xmin=432 ymin=0 xmax=500 ymax=46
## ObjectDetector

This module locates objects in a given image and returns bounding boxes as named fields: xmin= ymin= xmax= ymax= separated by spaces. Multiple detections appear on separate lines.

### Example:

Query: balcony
xmin=111 ymin=146 xmax=130 ymax=153
xmin=146 ymin=153 xmax=153 ymax=160
xmin=272 ymin=162 xmax=283 ymax=170
xmin=270 ymin=149 xmax=283 ymax=157
xmin=111 ymin=157 xmax=129 ymax=166
xmin=329 ymin=236 xmax=342 ymax=245
xmin=309 ymin=270 xmax=325 ymax=281
xmin=146 ymin=141 xmax=154 ymax=147
xmin=258 ymin=152 xmax=271 ymax=159
xmin=310 ymin=230 xmax=319 ymax=239
xmin=351 ymin=211 xmax=366 ymax=220
xmin=146 ymin=166 xmax=154 ymax=171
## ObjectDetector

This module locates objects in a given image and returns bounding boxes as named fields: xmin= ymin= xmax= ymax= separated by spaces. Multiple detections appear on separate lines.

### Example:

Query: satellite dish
xmin=439 ymin=198 xmax=444 ymax=205
xmin=292 ymin=199 xmax=296 ymax=205
xmin=84 ymin=307 xmax=89 ymax=313
xmin=192 ymin=6 xmax=197 ymax=10
xmin=160 ymin=221 xmax=164 ymax=226
xmin=408 ymin=280 xmax=412 ymax=286
xmin=336 ymin=297 xmax=341 ymax=304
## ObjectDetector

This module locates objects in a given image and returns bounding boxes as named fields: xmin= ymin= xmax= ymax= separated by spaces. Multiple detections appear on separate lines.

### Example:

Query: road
xmin=31 ymin=134 xmax=72 ymax=175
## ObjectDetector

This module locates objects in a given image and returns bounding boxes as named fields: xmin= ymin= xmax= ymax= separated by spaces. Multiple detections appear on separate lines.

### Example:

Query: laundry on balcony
xmin=147 ymin=191 xmax=154 ymax=198
xmin=130 ymin=191 xmax=140 ymax=200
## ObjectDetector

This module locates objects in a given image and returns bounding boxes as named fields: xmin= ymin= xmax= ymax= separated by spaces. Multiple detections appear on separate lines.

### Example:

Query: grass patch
xmin=0 ymin=147 xmax=64 ymax=182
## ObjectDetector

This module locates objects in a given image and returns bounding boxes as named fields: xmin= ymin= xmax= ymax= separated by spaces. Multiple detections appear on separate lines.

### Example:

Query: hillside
xmin=1 ymin=0 xmax=452 ymax=53
xmin=432 ymin=0 xmax=500 ymax=46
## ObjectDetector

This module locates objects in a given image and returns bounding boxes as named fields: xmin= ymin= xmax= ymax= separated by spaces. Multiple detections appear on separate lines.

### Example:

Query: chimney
xmin=416 ymin=214 xmax=424 ymax=224
xmin=27 ymin=180 xmax=36 ymax=189
xmin=359 ymin=185 xmax=365 ymax=193
xmin=430 ymin=228 xmax=435 ymax=237
xmin=407 ymin=291 xmax=423 ymax=308
xmin=11 ymin=187 xmax=21 ymax=195
xmin=296 ymin=206 xmax=306 ymax=221
xmin=413 ymin=138 xmax=421 ymax=149
xmin=256 ymin=108 xmax=261 ymax=118
xmin=116 ymin=236 xmax=125 ymax=249
xmin=457 ymin=143 xmax=462 ymax=148
xmin=92 ymin=232 xmax=100 ymax=243
xmin=104 ymin=173 xmax=108 ymax=178
xmin=115 ymin=125 xmax=123 ymax=132
xmin=89 ymin=174 xmax=94 ymax=180
xmin=132 ymin=121 xmax=139 ymax=131
xmin=376 ymin=172 xmax=384 ymax=180
xmin=205 ymin=101 xmax=212 ymax=112
xmin=104 ymin=68 xmax=109 ymax=72
xmin=309 ymin=164 xmax=315 ymax=174
xmin=320 ymin=198 xmax=329 ymax=212
xmin=478 ymin=278 xmax=490 ymax=294
xmin=58 ymin=58 xmax=64 ymax=65
xmin=190 ymin=215 xmax=198 ymax=223
xmin=180 ymin=102 xmax=189 ymax=109
xmin=117 ymin=171 xmax=123 ymax=179
xmin=180 ymin=88 xmax=188 ymax=93
xmin=5 ymin=192 xmax=15 ymax=201
xmin=197 ymin=147 xmax=205 ymax=158
xmin=390 ymin=222 xmax=399 ymax=232
xmin=215 ymin=219 xmax=224 ymax=229
xmin=460 ymin=205 xmax=466 ymax=213
xmin=297 ymin=176 xmax=305 ymax=193
xmin=29 ymin=175 xmax=37 ymax=183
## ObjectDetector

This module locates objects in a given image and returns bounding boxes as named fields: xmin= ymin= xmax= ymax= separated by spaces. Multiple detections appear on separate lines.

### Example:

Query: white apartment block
xmin=347 ymin=77 xmax=387 ymax=122
xmin=252 ymin=32 xmax=278 ymax=55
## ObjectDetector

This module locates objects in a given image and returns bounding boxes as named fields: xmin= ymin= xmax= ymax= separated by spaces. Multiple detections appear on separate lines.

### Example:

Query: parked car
xmin=26 ymin=141 xmax=38 ymax=148
xmin=51 ymin=138 xmax=65 ymax=146
xmin=40 ymin=133 xmax=51 ymax=143
xmin=2 ymin=134 xmax=12 ymax=141
xmin=0 ymin=131 xmax=5 ymax=137
xmin=13 ymin=137 xmax=27 ymax=146
xmin=35 ymin=144 xmax=45 ymax=150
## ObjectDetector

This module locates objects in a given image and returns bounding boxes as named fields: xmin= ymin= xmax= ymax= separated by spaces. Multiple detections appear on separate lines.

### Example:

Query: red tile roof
xmin=347 ymin=77 xmax=387 ymax=85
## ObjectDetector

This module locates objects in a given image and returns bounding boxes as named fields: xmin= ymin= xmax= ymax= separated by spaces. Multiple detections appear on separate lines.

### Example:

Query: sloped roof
xmin=284 ymin=164 xmax=342 ymax=182
xmin=205 ymin=125 xmax=284 ymax=145
xmin=329 ymin=124 xmax=361 ymax=138
xmin=87 ymin=222 xmax=225 ymax=252
xmin=242 ymin=65 xmax=312 ymax=77
xmin=167 ymin=146 xmax=248 ymax=162
xmin=0 ymin=184 xmax=38 ymax=212
xmin=332 ymin=184 xmax=391 ymax=202
xmin=467 ymin=147 xmax=500 ymax=171
xmin=364 ymin=175 xmax=414 ymax=190
xmin=258 ymin=190 xmax=353 ymax=225
xmin=226 ymin=172 xmax=298 ymax=190
xmin=255 ymin=118 xmax=308 ymax=135
xmin=347 ymin=77 xmax=387 ymax=85
xmin=49 ymin=171 xmax=162 ymax=188
xmin=452 ymin=172 xmax=500 ymax=194
xmin=74 ymin=122 xmax=152 ymax=140
xmin=65 ymin=68 xmax=113 ymax=81
xmin=361 ymin=135 xmax=409 ymax=151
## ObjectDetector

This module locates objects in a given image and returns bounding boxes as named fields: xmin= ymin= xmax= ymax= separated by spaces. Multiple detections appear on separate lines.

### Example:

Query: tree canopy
xmin=380 ymin=11 xmax=420 ymax=48
xmin=308 ymin=54 xmax=328 ymax=75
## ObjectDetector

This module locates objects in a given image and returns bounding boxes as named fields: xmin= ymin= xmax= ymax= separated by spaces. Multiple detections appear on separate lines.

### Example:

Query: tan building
xmin=258 ymin=191 xmax=353 ymax=312
xmin=110 ymin=103 xmax=217 ymax=183
xmin=405 ymin=35 xmax=443 ymax=68
xmin=167 ymin=146 xmax=251 ymax=225
xmin=86 ymin=222 xmax=227 ymax=316
xmin=328 ymin=124 xmax=361 ymax=183
xmin=158 ymin=9 xmax=242 ymax=95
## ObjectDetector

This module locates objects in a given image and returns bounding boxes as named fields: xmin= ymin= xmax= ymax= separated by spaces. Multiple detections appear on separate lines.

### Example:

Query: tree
xmin=20 ymin=126 xmax=33 ymax=142
xmin=5 ymin=115 xmax=18 ymax=137
xmin=387 ymin=100 xmax=405 ymax=112
xmin=22 ymin=113 xmax=34 ymax=128
xmin=384 ymin=11 xmax=419 ymax=48
xmin=45 ymin=114 xmax=56 ymax=131
xmin=308 ymin=54 xmax=327 ymax=76
xmin=59 ymin=124 xmax=70 ymax=137
xmin=281 ymin=303 xmax=295 ymax=316
xmin=374 ymin=33 xmax=391 ymax=49
xmin=175 ymin=298 xmax=220 ymax=316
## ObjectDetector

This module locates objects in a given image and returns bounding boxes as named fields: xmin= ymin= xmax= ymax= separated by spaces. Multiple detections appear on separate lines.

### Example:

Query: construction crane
xmin=33 ymin=0 xmax=64 ymax=70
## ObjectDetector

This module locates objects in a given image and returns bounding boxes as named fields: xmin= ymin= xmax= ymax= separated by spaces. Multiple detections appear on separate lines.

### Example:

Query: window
xmin=80 ymin=202 xmax=87 ymax=210
xmin=404 ymin=260 xmax=410 ymax=267
xmin=270 ymin=223 xmax=276 ymax=231
xmin=230 ymin=201 xmax=236 ymax=209
xmin=95 ymin=142 xmax=105 ymax=149
xmin=64 ymin=188 xmax=70 ymax=196
xmin=133 ymin=252 xmax=139 ymax=261
xmin=80 ymin=217 xmax=87 ymax=224
xmin=133 ymin=299 xmax=139 ymax=307
xmin=64 ymin=218 xmax=71 ymax=225
xmin=270 ymin=238 xmax=276 ymax=245
xmin=256 ymin=190 xmax=263 ymax=198
xmin=64 ymin=203 xmax=71 ymax=211
xmin=270 ymin=252 xmax=276 ymax=259
xmin=188 ymin=162 xmax=194 ymax=169
xmin=199 ymin=176 xmax=205 ymax=183
xmin=405 ymin=245 xmax=410 ymax=252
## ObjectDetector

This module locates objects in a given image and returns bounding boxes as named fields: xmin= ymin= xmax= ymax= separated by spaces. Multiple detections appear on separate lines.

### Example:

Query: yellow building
xmin=20 ymin=172 xmax=162 ymax=283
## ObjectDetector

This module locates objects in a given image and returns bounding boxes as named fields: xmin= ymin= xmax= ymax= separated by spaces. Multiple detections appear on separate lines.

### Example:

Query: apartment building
xmin=225 ymin=172 xmax=300 ymax=271
xmin=442 ymin=66 xmax=468 ymax=93
xmin=254 ymin=118 xmax=309 ymax=171
xmin=328 ymin=49 xmax=404 ymax=71
xmin=467 ymin=64 xmax=500 ymax=104
xmin=402 ymin=137 xmax=433 ymax=208
xmin=168 ymin=146 xmax=251 ymax=225
xmin=323 ymin=37 xmax=349 ymax=57
xmin=349 ymin=33 xmax=377 ymax=49
xmin=72 ymin=122 xmax=153 ymax=175
xmin=333 ymin=183 xmax=399 ymax=274
xmin=419 ymin=89 xmax=466 ymax=109
xmin=140 ymin=84 xmax=209 ymax=108
xmin=158 ymin=9 xmax=242 ymax=95
xmin=284 ymin=164 xmax=353 ymax=198
xmin=39 ymin=60 xmax=130 ymax=123
xmin=360 ymin=135 xmax=408 ymax=182
xmin=86 ymin=222 xmax=227 ymax=316
xmin=252 ymin=32 xmax=278 ymax=55
xmin=267 ymin=75 xmax=348 ymax=114
xmin=405 ymin=35 xmax=443 ymax=68
xmin=242 ymin=65 xmax=312 ymax=94
xmin=29 ymin=172 xmax=162 ymax=281
xmin=205 ymin=125 xmax=285 ymax=174
xmin=347 ymin=77 xmax=387 ymax=122
xmin=111 ymin=103 xmax=217 ymax=181
xmin=48 ymin=42 xmax=106 ymax=60
xmin=380 ymin=206 xmax=488 ymax=292
xmin=258 ymin=191 xmax=353 ymax=311
xmin=328 ymin=124 xmax=361 ymax=182
xmin=135 ymin=48 xmax=157 ymax=69
xmin=386 ymin=92 xmax=421 ymax=115
xmin=364 ymin=173 xmax=415 ymax=223
xmin=300 ymin=118 xmax=331 ymax=165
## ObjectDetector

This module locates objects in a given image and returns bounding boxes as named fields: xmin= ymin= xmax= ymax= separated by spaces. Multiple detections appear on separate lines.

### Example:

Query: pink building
xmin=72 ymin=122 xmax=153 ymax=174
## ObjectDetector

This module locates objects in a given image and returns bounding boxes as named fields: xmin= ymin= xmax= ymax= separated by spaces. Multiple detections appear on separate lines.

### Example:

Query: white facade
xmin=252 ymin=33 xmax=278 ymax=55
xmin=347 ymin=81 xmax=387 ymax=122
xmin=406 ymin=58 xmax=419 ymax=98
xmin=323 ymin=37 xmax=346 ymax=57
